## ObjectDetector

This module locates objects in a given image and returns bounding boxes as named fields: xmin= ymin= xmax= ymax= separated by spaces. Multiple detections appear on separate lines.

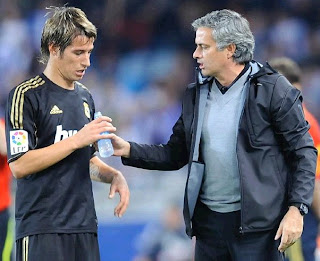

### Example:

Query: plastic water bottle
xmin=94 ymin=111 xmax=114 ymax=157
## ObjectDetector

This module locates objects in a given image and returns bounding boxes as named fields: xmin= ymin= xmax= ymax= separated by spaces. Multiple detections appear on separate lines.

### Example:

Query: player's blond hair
xmin=40 ymin=6 xmax=97 ymax=64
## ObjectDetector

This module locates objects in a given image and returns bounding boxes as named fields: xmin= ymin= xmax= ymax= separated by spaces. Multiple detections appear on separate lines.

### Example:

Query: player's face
xmin=54 ymin=35 xmax=94 ymax=86
xmin=193 ymin=27 xmax=229 ymax=77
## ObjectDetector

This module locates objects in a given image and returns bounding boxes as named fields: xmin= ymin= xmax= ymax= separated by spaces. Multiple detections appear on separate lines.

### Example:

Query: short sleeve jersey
xmin=5 ymin=74 xmax=98 ymax=239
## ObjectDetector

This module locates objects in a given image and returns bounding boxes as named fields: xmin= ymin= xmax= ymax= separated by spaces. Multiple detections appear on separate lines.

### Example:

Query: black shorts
xmin=16 ymin=233 xmax=100 ymax=261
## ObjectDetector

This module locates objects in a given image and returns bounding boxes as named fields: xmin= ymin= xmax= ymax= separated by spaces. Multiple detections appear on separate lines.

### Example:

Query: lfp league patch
xmin=10 ymin=130 xmax=29 ymax=155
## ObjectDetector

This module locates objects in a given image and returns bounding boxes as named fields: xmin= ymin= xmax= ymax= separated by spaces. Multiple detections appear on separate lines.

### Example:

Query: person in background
xmin=0 ymin=119 xmax=13 ymax=261
xmin=270 ymin=57 xmax=320 ymax=261
xmin=5 ymin=6 xmax=129 ymax=261
xmin=107 ymin=9 xmax=317 ymax=260
xmin=134 ymin=203 xmax=194 ymax=261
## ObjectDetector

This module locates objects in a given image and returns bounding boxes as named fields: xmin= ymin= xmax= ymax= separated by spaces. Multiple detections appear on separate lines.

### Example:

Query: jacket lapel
xmin=183 ymin=82 xmax=210 ymax=237
xmin=191 ymin=83 xmax=210 ymax=161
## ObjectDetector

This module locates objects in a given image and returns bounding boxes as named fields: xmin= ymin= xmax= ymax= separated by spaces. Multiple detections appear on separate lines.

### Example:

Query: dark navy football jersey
xmin=5 ymin=74 xmax=98 ymax=239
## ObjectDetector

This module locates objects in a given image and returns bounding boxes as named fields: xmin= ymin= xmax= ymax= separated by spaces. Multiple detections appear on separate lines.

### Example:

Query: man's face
xmin=193 ymin=27 xmax=229 ymax=77
xmin=52 ymin=35 xmax=94 ymax=85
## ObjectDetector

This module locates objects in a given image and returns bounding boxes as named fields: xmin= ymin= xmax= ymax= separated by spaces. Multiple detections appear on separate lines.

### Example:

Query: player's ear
xmin=48 ymin=44 xmax=59 ymax=56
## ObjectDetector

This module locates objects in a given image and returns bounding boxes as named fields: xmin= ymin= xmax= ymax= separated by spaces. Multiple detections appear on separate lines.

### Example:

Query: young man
xmin=108 ymin=9 xmax=317 ymax=261
xmin=5 ymin=6 xmax=129 ymax=261
xmin=270 ymin=57 xmax=320 ymax=261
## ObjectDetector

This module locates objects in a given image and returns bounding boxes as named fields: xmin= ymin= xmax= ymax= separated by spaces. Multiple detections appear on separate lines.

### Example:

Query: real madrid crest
xmin=83 ymin=102 xmax=91 ymax=119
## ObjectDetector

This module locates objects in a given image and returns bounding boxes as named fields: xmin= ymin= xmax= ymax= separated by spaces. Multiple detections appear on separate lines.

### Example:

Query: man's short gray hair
xmin=192 ymin=9 xmax=255 ymax=64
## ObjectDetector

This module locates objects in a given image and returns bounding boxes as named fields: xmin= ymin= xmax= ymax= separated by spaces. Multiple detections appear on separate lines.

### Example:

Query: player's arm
xmin=90 ymin=155 xmax=130 ymax=217
xmin=9 ymin=117 xmax=114 ymax=179
xmin=90 ymin=155 xmax=118 ymax=183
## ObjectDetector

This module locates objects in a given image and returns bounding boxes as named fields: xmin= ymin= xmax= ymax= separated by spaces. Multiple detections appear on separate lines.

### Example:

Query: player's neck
xmin=43 ymin=66 xmax=75 ymax=90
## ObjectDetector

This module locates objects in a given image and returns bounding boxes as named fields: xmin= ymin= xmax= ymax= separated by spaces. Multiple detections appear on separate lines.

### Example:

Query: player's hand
xmin=274 ymin=206 xmax=304 ymax=252
xmin=72 ymin=116 xmax=116 ymax=149
xmin=108 ymin=171 xmax=130 ymax=217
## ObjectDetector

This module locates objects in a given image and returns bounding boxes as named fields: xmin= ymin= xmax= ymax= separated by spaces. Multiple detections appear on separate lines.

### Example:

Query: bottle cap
xmin=94 ymin=111 xmax=102 ymax=119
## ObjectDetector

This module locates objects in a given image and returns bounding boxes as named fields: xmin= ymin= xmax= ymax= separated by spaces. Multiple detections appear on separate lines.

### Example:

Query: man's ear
xmin=226 ymin=43 xmax=236 ymax=59
xmin=48 ymin=44 xmax=59 ymax=56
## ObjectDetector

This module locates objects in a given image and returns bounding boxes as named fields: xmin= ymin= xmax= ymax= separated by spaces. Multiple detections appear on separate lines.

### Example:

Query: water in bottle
xmin=94 ymin=111 xmax=114 ymax=157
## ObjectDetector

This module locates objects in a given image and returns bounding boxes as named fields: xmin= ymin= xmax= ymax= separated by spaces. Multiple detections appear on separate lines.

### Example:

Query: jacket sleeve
xmin=121 ymin=115 xmax=189 ymax=171
xmin=271 ymin=75 xmax=318 ymax=207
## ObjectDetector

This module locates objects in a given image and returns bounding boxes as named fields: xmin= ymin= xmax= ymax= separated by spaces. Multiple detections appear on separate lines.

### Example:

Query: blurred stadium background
xmin=1 ymin=0 xmax=320 ymax=260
